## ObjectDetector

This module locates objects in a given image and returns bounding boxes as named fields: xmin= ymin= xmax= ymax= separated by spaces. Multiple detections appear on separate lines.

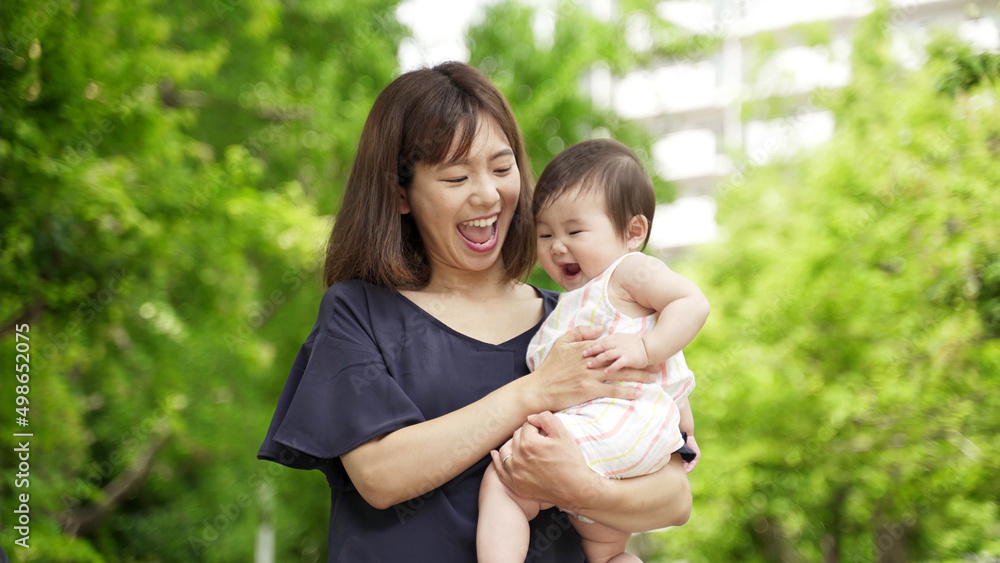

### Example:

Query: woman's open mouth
xmin=458 ymin=214 xmax=499 ymax=252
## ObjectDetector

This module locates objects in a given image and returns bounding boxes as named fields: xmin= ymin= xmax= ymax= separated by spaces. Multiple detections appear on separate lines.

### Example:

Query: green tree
xmin=648 ymin=8 xmax=1000 ymax=562
xmin=1 ymin=1 xmax=403 ymax=560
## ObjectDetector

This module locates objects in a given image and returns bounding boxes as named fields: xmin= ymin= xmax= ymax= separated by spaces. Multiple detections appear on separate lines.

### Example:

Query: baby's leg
xmin=570 ymin=517 xmax=640 ymax=563
xmin=477 ymin=462 xmax=545 ymax=563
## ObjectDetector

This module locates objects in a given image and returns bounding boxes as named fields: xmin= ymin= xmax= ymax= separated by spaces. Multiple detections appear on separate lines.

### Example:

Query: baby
xmin=477 ymin=138 xmax=709 ymax=563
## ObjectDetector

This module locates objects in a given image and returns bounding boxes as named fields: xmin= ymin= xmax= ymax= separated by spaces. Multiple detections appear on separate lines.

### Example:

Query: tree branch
xmin=60 ymin=425 xmax=172 ymax=537
xmin=0 ymin=301 xmax=44 ymax=339
xmin=750 ymin=516 xmax=804 ymax=563
xmin=822 ymin=485 xmax=850 ymax=563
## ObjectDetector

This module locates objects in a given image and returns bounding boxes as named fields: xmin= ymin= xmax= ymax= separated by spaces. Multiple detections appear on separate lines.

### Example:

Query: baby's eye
xmin=443 ymin=177 xmax=467 ymax=184
xmin=569 ymin=230 xmax=582 ymax=235
xmin=538 ymin=234 xmax=551 ymax=239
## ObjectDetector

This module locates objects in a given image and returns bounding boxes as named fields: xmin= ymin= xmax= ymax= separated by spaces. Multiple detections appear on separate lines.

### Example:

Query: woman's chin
xmin=438 ymin=239 xmax=506 ymax=274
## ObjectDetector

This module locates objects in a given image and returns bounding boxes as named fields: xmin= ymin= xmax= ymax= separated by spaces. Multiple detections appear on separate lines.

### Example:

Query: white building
xmin=607 ymin=0 xmax=999 ymax=252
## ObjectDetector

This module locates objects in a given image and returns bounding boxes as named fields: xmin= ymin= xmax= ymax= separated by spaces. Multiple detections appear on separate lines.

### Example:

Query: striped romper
xmin=527 ymin=252 xmax=696 ymax=479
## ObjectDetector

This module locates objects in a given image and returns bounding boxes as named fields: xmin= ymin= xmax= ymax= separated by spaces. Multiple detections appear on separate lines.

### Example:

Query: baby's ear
xmin=626 ymin=214 xmax=649 ymax=250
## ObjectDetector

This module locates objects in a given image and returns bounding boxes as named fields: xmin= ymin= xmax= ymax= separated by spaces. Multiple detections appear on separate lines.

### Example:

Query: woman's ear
xmin=398 ymin=186 xmax=411 ymax=215
xmin=626 ymin=215 xmax=649 ymax=251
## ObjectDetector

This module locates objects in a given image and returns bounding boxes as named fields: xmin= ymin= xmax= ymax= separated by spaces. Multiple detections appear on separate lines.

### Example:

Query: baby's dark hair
xmin=532 ymin=138 xmax=656 ymax=249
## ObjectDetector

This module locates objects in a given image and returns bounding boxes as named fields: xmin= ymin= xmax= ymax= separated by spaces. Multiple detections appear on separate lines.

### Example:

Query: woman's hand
xmin=491 ymin=412 xmax=602 ymax=511
xmin=519 ymin=327 xmax=655 ymax=413
xmin=493 ymin=411 xmax=692 ymax=532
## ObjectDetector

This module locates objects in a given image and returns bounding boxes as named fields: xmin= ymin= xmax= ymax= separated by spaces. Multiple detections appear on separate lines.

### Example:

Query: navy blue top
xmin=257 ymin=280 xmax=585 ymax=562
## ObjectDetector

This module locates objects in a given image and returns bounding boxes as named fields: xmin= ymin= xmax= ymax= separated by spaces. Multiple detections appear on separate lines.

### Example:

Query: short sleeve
xmin=257 ymin=282 xmax=425 ymax=489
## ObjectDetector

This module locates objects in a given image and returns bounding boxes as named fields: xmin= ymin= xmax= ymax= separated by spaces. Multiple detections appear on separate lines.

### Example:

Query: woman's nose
xmin=470 ymin=176 xmax=501 ymax=207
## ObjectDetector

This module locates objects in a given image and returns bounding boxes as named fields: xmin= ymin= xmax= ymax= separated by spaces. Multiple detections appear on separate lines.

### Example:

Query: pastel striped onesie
xmin=527 ymin=253 xmax=696 ymax=479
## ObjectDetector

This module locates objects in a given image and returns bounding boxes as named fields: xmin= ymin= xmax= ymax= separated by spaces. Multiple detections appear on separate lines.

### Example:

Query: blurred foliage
xmin=932 ymin=39 xmax=1000 ymax=97
xmin=1 ymin=0 xmax=398 ymax=560
xmin=790 ymin=21 xmax=833 ymax=49
xmin=650 ymin=7 xmax=1000 ymax=563
xmin=0 ymin=0 xmax=710 ymax=560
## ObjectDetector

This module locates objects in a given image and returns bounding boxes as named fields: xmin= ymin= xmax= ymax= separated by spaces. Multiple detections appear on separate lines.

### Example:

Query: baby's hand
xmin=582 ymin=334 xmax=649 ymax=374
xmin=684 ymin=434 xmax=701 ymax=474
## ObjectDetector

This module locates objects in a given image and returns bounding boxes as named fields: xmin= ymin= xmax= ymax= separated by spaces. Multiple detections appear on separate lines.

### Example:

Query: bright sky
xmin=396 ymin=0 xmax=493 ymax=70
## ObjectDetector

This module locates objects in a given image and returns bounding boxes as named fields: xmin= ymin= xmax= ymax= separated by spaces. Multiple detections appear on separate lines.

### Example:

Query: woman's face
xmin=401 ymin=117 xmax=521 ymax=277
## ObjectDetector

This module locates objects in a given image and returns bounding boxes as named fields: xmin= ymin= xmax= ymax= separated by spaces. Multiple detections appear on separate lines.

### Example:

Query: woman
xmin=257 ymin=62 xmax=691 ymax=562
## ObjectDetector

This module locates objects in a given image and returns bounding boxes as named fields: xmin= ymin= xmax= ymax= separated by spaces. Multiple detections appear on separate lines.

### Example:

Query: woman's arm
xmin=341 ymin=327 xmax=652 ymax=509
xmin=495 ymin=411 xmax=692 ymax=532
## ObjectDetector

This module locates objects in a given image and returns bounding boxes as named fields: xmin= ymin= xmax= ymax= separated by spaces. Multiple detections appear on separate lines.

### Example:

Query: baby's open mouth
xmin=562 ymin=264 xmax=581 ymax=277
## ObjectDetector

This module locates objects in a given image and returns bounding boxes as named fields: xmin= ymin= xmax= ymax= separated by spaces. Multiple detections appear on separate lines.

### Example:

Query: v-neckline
xmin=393 ymin=287 xmax=548 ymax=348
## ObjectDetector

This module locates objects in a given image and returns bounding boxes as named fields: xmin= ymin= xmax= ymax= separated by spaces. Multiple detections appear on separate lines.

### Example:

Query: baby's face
xmin=534 ymin=186 xmax=631 ymax=291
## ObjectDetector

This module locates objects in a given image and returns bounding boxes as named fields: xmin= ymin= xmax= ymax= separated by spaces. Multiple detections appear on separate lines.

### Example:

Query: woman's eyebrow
xmin=436 ymin=148 xmax=514 ymax=170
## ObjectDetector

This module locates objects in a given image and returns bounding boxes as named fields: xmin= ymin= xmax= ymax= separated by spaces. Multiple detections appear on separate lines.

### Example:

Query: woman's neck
xmin=420 ymin=262 xmax=516 ymax=301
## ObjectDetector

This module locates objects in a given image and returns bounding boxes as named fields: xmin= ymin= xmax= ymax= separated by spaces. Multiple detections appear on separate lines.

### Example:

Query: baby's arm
xmin=679 ymin=399 xmax=694 ymax=435
xmin=678 ymin=399 xmax=700 ymax=473
xmin=583 ymin=254 xmax=709 ymax=372
xmin=614 ymin=253 xmax=709 ymax=366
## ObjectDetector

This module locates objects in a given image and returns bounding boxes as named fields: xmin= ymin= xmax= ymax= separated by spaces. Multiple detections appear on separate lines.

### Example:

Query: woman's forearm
xmin=575 ymin=456 xmax=692 ymax=533
xmin=341 ymin=379 xmax=536 ymax=509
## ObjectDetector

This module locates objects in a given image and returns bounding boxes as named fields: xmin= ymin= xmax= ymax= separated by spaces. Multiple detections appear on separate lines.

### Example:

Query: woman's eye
xmin=495 ymin=165 xmax=513 ymax=175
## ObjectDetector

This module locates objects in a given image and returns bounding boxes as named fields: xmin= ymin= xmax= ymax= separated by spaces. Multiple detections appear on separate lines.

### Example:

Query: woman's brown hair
xmin=324 ymin=62 xmax=535 ymax=289
xmin=532 ymin=138 xmax=656 ymax=250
